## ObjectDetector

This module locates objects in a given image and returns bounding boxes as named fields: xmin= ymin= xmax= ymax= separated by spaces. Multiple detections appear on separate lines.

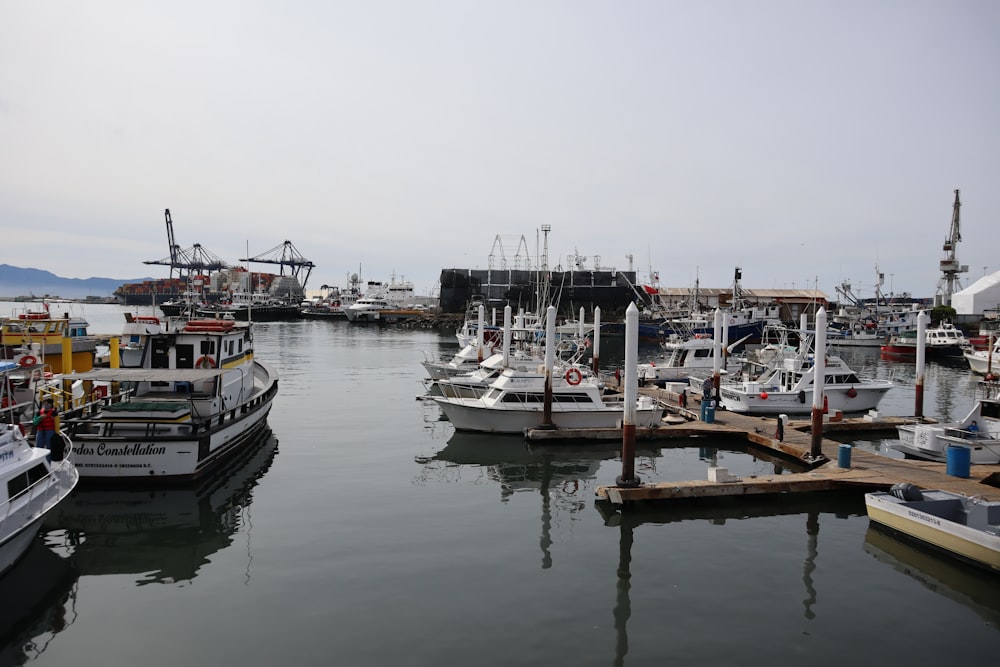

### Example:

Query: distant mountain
xmin=0 ymin=264 xmax=152 ymax=299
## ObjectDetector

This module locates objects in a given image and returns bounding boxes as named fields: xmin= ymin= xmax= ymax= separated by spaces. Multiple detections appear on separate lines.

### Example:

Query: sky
xmin=2 ymin=1 xmax=998 ymax=301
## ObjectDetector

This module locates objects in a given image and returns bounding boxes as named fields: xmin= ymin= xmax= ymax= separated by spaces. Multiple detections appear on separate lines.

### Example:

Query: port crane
xmin=144 ymin=209 xmax=230 ymax=278
xmin=240 ymin=241 xmax=315 ymax=290
xmin=935 ymin=189 xmax=968 ymax=307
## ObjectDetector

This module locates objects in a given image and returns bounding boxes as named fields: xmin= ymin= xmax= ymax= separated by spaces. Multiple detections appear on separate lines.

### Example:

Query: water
xmin=2 ymin=303 xmax=997 ymax=665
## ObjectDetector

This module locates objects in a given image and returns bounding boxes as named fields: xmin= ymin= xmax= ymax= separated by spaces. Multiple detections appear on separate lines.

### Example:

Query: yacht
xmin=0 ymin=422 xmax=79 ymax=576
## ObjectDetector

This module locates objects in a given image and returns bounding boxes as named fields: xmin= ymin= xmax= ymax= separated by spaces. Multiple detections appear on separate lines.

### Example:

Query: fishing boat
xmin=0 ymin=421 xmax=79 ymax=576
xmin=880 ymin=331 xmax=918 ymax=359
xmin=865 ymin=484 xmax=1000 ymax=572
xmin=432 ymin=365 xmax=665 ymax=434
xmin=57 ymin=318 xmax=279 ymax=482
xmin=705 ymin=325 xmax=893 ymax=415
xmin=891 ymin=380 xmax=1000 ymax=464
xmin=924 ymin=322 xmax=971 ymax=358
xmin=195 ymin=290 xmax=300 ymax=321
xmin=1 ymin=308 xmax=98 ymax=374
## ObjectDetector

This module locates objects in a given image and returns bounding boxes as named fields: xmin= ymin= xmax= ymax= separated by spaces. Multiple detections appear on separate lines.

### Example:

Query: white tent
xmin=951 ymin=271 xmax=1000 ymax=314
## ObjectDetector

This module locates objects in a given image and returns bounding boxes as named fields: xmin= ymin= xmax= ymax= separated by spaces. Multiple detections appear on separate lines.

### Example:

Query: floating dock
xmin=523 ymin=387 xmax=1000 ymax=506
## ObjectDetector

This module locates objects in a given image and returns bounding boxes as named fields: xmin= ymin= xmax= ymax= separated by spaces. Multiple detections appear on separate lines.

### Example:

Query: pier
xmin=525 ymin=386 xmax=1000 ymax=506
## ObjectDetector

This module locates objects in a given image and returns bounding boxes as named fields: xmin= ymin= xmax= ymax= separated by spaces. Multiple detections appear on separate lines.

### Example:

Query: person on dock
xmin=700 ymin=376 xmax=714 ymax=421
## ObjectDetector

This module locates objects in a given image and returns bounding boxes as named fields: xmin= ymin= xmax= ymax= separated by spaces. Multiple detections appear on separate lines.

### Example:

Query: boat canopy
xmin=66 ymin=368 xmax=229 ymax=382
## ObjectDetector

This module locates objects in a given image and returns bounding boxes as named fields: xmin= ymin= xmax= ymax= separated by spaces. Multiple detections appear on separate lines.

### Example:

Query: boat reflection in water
xmin=0 ymin=538 xmax=79 ymax=666
xmin=44 ymin=428 xmax=278 ymax=585
xmin=863 ymin=525 xmax=1000 ymax=628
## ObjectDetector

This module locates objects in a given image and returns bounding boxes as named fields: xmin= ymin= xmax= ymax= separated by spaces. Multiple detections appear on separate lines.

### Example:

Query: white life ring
xmin=565 ymin=368 xmax=583 ymax=385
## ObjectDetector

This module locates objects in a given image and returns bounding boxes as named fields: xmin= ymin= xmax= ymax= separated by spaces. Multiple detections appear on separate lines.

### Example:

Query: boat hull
xmin=718 ymin=385 xmax=891 ymax=415
xmin=433 ymin=397 xmax=665 ymax=434
xmin=865 ymin=491 xmax=1000 ymax=572
xmin=892 ymin=424 xmax=1000 ymax=464
xmin=70 ymin=362 xmax=278 ymax=481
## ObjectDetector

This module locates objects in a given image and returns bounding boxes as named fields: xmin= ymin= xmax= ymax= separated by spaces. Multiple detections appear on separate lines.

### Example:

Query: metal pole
xmin=617 ymin=302 xmax=641 ymax=488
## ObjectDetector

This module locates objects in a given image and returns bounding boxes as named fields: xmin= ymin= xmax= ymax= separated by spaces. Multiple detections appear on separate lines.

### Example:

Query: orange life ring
xmin=195 ymin=356 xmax=217 ymax=369
xmin=18 ymin=355 xmax=37 ymax=367
xmin=565 ymin=368 xmax=583 ymax=385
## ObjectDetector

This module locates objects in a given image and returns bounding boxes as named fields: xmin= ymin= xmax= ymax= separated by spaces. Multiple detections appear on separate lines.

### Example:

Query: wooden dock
xmin=523 ymin=387 xmax=1000 ymax=506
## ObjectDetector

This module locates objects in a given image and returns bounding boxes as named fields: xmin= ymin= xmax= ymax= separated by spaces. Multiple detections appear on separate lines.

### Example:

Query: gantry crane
xmin=144 ymin=209 xmax=230 ymax=278
xmin=240 ymin=241 xmax=315 ymax=290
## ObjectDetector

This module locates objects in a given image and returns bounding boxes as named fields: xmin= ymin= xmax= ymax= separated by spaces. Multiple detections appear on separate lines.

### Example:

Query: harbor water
xmin=2 ymin=303 xmax=997 ymax=665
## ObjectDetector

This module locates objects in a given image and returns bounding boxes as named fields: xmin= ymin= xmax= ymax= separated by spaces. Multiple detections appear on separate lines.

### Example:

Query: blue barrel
xmin=946 ymin=444 xmax=971 ymax=478
xmin=704 ymin=400 xmax=716 ymax=424
xmin=838 ymin=443 xmax=852 ymax=468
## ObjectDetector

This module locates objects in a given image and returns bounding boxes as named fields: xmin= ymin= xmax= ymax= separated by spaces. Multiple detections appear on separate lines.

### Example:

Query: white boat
xmin=826 ymin=322 xmax=884 ymax=348
xmin=865 ymin=484 xmax=1000 ymax=572
xmin=343 ymin=275 xmax=418 ymax=323
xmin=964 ymin=337 xmax=1000 ymax=376
xmin=892 ymin=380 xmax=1000 ymax=464
xmin=433 ymin=365 xmax=665 ymax=433
xmin=0 ymin=422 xmax=79 ymax=577
xmin=421 ymin=340 xmax=507 ymax=382
xmin=706 ymin=326 xmax=894 ymax=415
xmin=59 ymin=317 xmax=279 ymax=481
xmin=429 ymin=346 xmax=595 ymax=400
xmin=637 ymin=334 xmax=746 ymax=386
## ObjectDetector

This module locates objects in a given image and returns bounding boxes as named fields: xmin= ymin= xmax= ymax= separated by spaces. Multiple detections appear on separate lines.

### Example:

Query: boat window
xmin=982 ymin=402 xmax=1000 ymax=420
xmin=6 ymin=464 xmax=47 ymax=499
xmin=200 ymin=341 xmax=216 ymax=355
xmin=694 ymin=349 xmax=710 ymax=358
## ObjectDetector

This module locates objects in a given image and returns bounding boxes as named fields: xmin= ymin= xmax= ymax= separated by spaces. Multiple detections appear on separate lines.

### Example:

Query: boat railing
xmin=0 ymin=434 xmax=76 ymax=531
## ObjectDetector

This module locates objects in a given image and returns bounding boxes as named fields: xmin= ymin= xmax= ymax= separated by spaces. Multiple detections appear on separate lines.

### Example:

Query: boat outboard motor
xmin=889 ymin=482 xmax=924 ymax=501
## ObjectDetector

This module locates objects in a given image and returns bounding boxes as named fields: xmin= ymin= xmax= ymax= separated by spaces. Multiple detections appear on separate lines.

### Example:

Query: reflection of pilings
xmin=540 ymin=455 xmax=553 ymax=570
xmin=802 ymin=511 xmax=819 ymax=620
xmin=612 ymin=522 xmax=633 ymax=667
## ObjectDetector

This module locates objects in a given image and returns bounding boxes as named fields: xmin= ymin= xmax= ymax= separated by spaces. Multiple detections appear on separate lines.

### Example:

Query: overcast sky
xmin=2 ymin=1 xmax=997 ymax=301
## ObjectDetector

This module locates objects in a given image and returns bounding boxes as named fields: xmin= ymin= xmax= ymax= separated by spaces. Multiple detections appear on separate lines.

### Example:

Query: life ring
xmin=195 ymin=356 xmax=217 ymax=369
xmin=565 ymin=368 xmax=583 ymax=385
xmin=729 ymin=318 xmax=735 ymax=325
xmin=18 ymin=355 xmax=37 ymax=367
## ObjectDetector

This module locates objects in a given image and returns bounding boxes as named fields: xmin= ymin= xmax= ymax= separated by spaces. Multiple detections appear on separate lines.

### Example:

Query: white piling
xmin=477 ymin=304 xmax=486 ymax=362
xmin=916 ymin=310 xmax=927 ymax=417
xmin=502 ymin=305 xmax=512 ymax=368
xmin=810 ymin=307 xmax=828 ymax=459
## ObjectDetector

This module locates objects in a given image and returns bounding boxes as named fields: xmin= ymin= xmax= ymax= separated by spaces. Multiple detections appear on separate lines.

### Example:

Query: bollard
xmin=837 ymin=443 xmax=852 ymax=468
